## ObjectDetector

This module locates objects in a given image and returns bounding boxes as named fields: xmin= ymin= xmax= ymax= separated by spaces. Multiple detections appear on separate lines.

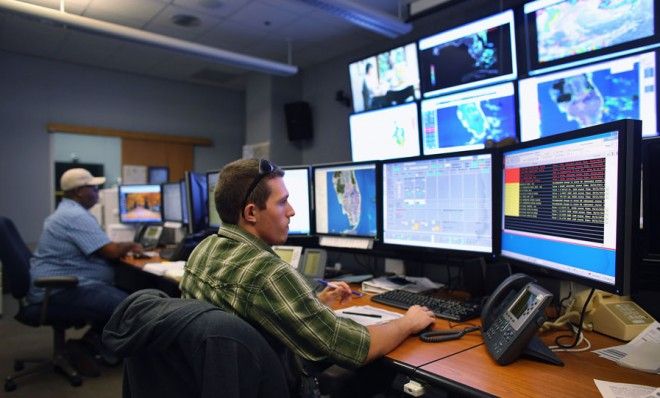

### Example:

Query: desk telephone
xmin=134 ymin=225 xmax=163 ymax=250
xmin=481 ymin=273 xmax=562 ymax=366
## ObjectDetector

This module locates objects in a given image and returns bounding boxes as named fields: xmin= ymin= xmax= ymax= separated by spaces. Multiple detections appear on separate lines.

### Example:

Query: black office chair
xmin=0 ymin=216 xmax=86 ymax=392
xmin=103 ymin=289 xmax=290 ymax=398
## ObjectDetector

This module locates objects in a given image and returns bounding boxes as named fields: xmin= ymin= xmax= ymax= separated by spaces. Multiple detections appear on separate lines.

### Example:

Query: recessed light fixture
xmin=171 ymin=14 xmax=201 ymax=27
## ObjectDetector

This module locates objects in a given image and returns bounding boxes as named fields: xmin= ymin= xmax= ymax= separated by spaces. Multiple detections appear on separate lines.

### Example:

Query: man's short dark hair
xmin=214 ymin=159 xmax=284 ymax=225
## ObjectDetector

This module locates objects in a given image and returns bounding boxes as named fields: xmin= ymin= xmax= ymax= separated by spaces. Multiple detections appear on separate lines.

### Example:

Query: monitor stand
xmin=522 ymin=335 xmax=564 ymax=366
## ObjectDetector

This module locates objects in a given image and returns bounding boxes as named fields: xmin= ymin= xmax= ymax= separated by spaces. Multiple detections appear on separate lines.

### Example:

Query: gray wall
xmin=0 ymin=50 xmax=244 ymax=244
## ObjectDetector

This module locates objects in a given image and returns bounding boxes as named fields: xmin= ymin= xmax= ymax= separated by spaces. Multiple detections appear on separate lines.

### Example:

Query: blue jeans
xmin=47 ymin=282 xmax=128 ymax=333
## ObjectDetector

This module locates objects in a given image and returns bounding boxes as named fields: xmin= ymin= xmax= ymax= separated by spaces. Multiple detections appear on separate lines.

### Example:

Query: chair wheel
xmin=5 ymin=378 xmax=17 ymax=392
xmin=13 ymin=361 xmax=24 ymax=371
xmin=70 ymin=375 xmax=82 ymax=387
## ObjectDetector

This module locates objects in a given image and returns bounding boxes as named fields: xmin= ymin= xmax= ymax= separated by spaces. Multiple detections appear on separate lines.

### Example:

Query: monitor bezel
xmin=117 ymin=183 xmax=163 ymax=225
xmin=311 ymin=160 xmax=382 ymax=240
xmin=379 ymin=148 xmax=500 ymax=257
xmin=499 ymin=119 xmax=641 ymax=295
xmin=281 ymin=165 xmax=314 ymax=237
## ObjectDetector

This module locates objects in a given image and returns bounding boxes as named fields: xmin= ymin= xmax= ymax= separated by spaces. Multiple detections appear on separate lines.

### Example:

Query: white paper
xmin=593 ymin=322 xmax=660 ymax=374
xmin=336 ymin=305 xmax=403 ymax=326
xmin=142 ymin=261 xmax=185 ymax=276
xmin=361 ymin=276 xmax=444 ymax=294
xmin=594 ymin=379 xmax=659 ymax=398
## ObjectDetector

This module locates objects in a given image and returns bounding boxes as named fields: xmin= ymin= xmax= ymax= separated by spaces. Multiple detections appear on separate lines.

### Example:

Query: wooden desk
xmin=415 ymin=331 xmax=660 ymax=397
xmin=117 ymin=254 xmax=181 ymax=296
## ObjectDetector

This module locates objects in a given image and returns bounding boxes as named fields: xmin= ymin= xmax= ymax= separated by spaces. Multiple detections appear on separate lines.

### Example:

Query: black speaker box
xmin=284 ymin=101 xmax=313 ymax=141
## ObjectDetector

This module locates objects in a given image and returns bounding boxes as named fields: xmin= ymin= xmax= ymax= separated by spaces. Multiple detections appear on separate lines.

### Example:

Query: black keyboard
xmin=371 ymin=289 xmax=482 ymax=322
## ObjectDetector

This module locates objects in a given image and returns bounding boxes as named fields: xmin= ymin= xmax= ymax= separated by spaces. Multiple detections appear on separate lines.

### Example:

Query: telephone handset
xmin=134 ymin=225 xmax=163 ymax=250
xmin=481 ymin=273 xmax=562 ymax=366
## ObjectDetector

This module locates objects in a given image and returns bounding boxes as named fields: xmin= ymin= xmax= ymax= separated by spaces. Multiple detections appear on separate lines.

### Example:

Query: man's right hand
xmin=402 ymin=305 xmax=435 ymax=334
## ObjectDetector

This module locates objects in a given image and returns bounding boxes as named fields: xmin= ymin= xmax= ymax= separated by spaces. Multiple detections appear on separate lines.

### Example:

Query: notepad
xmin=335 ymin=305 xmax=402 ymax=326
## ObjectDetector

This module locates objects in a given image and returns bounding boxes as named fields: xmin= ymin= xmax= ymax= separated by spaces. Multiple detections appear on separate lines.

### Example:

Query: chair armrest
xmin=34 ymin=276 xmax=79 ymax=289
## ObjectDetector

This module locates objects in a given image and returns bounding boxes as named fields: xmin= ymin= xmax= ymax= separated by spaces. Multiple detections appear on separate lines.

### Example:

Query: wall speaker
xmin=284 ymin=101 xmax=313 ymax=141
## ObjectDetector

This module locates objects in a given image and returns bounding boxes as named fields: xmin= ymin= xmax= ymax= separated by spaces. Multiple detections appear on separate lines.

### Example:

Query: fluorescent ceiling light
xmin=0 ymin=0 xmax=298 ymax=76
xmin=297 ymin=0 xmax=412 ymax=38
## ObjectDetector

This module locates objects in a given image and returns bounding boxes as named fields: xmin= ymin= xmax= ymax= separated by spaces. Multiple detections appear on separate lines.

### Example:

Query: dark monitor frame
xmin=641 ymin=136 xmax=660 ymax=259
xmin=499 ymin=119 xmax=641 ymax=295
xmin=117 ymin=183 xmax=163 ymax=225
xmin=379 ymin=149 xmax=500 ymax=258
xmin=281 ymin=165 xmax=314 ymax=237
xmin=312 ymin=160 xmax=381 ymax=240
xmin=184 ymin=171 xmax=209 ymax=234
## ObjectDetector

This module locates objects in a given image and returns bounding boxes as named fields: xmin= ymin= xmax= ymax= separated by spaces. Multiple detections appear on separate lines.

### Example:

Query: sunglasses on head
xmin=241 ymin=159 xmax=275 ymax=213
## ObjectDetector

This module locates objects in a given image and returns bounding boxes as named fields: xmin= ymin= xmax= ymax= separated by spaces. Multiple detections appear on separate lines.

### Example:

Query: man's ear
xmin=243 ymin=203 xmax=258 ymax=223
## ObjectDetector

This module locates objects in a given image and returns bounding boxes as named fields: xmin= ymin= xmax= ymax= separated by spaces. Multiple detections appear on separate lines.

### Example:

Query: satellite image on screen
xmin=326 ymin=168 xmax=377 ymax=236
xmin=535 ymin=0 xmax=654 ymax=64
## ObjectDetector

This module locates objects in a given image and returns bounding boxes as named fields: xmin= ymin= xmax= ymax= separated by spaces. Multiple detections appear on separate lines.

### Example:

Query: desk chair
xmin=0 ymin=216 xmax=86 ymax=392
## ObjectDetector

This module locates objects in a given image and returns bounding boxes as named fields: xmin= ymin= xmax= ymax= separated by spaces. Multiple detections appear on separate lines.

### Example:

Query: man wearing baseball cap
xmin=28 ymin=168 xmax=143 ymax=373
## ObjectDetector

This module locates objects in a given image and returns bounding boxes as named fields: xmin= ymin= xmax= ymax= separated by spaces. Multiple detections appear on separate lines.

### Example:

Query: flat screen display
xmin=313 ymin=162 xmax=378 ymax=238
xmin=161 ymin=182 xmax=183 ymax=223
xmin=118 ymin=184 xmax=162 ymax=224
xmin=524 ymin=0 xmax=655 ymax=68
xmin=418 ymin=10 xmax=517 ymax=98
xmin=382 ymin=152 xmax=493 ymax=253
xmin=518 ymin=51 xmax=658 ymax=141
xmin=349 ymin=43 xmax=420 ymax=113
xmin=282 ymin=167 xmax=312 ymax=235
xmin=421 ymin=82 xmax=517 ymax=155
xmin=350 ymin=102 xmax=420 ymax=161
xmin=206 ymin=171 xmax=221 ymax=229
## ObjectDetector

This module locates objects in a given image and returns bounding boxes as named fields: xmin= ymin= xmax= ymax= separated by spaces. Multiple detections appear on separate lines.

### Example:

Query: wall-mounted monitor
xmin=148 ymin=166 xmax=169 ymax=185
xmin=524 ymin=0 xmax=656 ymax=71
xmin=518 ymin=50 xmax=658 ymax=141
xmin=350 ymin=102 xmax=420 ymax=161
xmin=500 ymin=119 xmax=641 ymax=295
xmin=349 ymin=42 xmax=421 ymax=113
xmin=421 ymin=82 xmax=517 ymax=155
xmin=161 ymin=181 xmax=184 ymax=223
xmin=382 ymin=151 xmax=494 ymax=254
xmin=313 ymin=162 xmax=378 ymax=238
xmin=206 ymin=170 xmax=221 ymax=229
xmin=418 ymin=10 xmax=517 ymax=98
xmin=118 ymin=184 xmax=162 ymax=224
xmin=282 ymin=166 xmax=312 ymax=236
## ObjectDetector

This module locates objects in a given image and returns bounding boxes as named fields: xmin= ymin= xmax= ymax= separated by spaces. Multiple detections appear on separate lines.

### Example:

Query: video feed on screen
xmin=349 ymin=43 xmax=421 ymax=113
xmin=282 ymin=167 xmax=311 ymax=235
xmin=118 ymin=184 xmax=162 ymax=224
xmin=350 ymin=102 xmax=420 ymax=161
xmin=525 ymin=0 xmax=655 ymax=67
xmin=314 ymin=163 xmax=378 ymax=237
xmin=418 ymin=10 xmax=517 ymax=98
xmin=421 ymin=82 xmax=516 ymax=155
xmin=519 ymin=51 xmax=657 ymax=141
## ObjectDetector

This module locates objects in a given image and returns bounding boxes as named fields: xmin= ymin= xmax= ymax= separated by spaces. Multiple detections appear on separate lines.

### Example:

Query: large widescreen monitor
xmin=518 ymin=50 xmax=658 ymax=141
xmin=349 ymin=42 xmax=420 ymax=113
xmin=206 ymin=170 xmax=221 ymax=229
xmin=161 ymin=181 xmax=184 ymax=223
xmin=418 ymin=10 xmax=517 ymax=98
xmin=313 ymin=162 xmax=378 ymax=238
xmin=524 ymin=0 xmax=656 ymax=70
xmin=350 ymin=102 xmax=420 ymax=161
xmin=500 ymin=119 xmax=641 ymax=295
xmin=382 ymin=151 xmax=494 ymax=254
xmin=118 ymin=184 xmax=162 ymax=224
xmin=421 ymin=82 xmax=517 ymax=155
xmin=282 ymin=166 xmax=312 ymax=236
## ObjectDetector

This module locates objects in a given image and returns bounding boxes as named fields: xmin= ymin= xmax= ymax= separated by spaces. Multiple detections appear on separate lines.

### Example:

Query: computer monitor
xmin=382 ymin=151 xmax=495 ymax=254
xmin=118 ymin=184 xmax=162 ymax=224
xmin=524 ymin=0 xmax=656 ymax=70
xmin=179 ymin=180 xmax=189 ymax=225
xmin=518 ymin=50 xmax=658 ymax=142
xmin=161 ymin=181 xmax=184 ymax=223
xmin=184 ymin=171 xmax=208 ymax=234
xmin=282 ymin=166 xmax=312 ymax=236
xmin=641 ymin=136 xmax=660 ymax=258
xmin=350 ymin=102 xmax=420 ymax=161
xmin=349 ymin=42 xmax=420 ymax=113
xmin=148 ymin=166 xmax=169 ymax=185
xmin=418 ymin=10 xmax=517 ymax=98
xmin=313 ymin=161 xmax=379 ymax=238
xmin=421 ymin=82 xmax=517 ymax=155
xmin=206 ymin=170 xmax=221 ymax=229
xmin=500 ymin=119 xmax=642 ymax=295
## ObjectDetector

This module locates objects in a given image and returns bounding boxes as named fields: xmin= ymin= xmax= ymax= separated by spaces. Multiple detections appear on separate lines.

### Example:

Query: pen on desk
xmin=342 ymin=311 xmax=382 ymax=318
xmin=315 ymin=279 xmax=363 ymax=297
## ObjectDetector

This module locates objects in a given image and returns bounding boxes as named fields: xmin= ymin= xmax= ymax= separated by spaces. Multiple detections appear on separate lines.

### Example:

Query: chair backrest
xmin=0 ymin=216 xmax=33 ymax=299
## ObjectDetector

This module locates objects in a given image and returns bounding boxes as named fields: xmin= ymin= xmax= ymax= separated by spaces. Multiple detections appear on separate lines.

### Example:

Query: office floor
xmin=0 ymin=293 xmax=123 ymax=398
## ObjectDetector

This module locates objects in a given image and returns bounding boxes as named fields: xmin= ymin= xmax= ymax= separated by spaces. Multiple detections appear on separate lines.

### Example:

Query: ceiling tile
xmin=12 ymin=0 xmax=92 ymax=15
xmin=172 ymin=0 xmax=251 ymax=18
xmin=84 ymin=0 xmax=168 ymax=28
xmin=227 ymin=1 xmax=299 ymax=33
xmin=145 ymin=3 xmax=222 ymax=40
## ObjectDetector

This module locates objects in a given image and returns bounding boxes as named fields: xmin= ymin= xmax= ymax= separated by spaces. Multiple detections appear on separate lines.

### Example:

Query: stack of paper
xmin=143 ymin=261 xmax=186 ymax=279
xmin=593 ymin=321 xmax=660 ymax=374
xmin=335 ymin=305 xmax=402 ymax=326
xmin=361 ymin=276 xmax=443 ymax=294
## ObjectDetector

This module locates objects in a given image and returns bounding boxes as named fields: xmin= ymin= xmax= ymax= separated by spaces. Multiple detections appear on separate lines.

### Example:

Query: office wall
xmin=0 ymin=50 xmax=244 ymax=244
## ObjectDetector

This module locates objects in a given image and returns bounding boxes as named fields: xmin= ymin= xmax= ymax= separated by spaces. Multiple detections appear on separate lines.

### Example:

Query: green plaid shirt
xmin=180 ymin=224 xmax=370 ymax=368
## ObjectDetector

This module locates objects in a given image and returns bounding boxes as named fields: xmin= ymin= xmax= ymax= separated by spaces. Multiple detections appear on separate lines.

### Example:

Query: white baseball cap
xmin=60 ymin=168 xmax=106 ymax=191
